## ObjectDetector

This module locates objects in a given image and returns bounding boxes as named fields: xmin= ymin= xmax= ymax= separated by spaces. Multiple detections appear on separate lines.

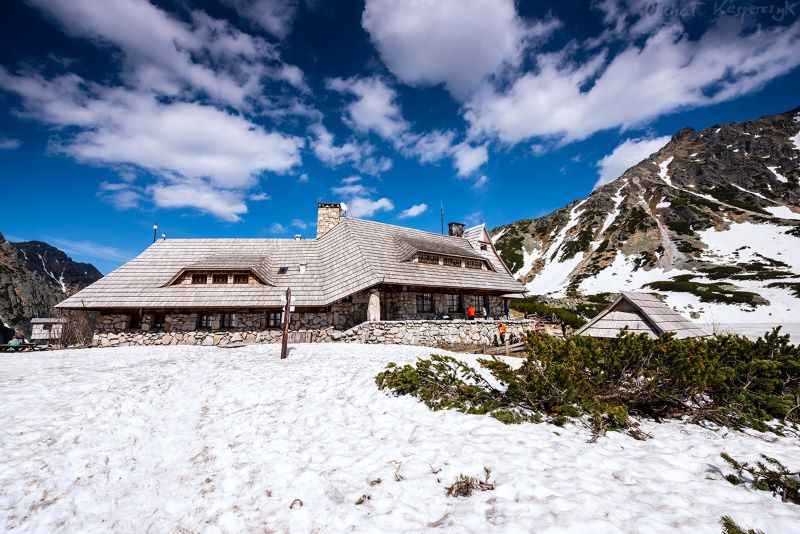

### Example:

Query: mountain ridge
xmin=0 ymin=233 xmax=102 ymax=335
xmin=492 ymin=106 xmax=800 ymax=323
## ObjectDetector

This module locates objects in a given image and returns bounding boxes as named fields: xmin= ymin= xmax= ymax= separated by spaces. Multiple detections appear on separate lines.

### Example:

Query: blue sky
xmin=1 ymin=0 xmax=799 ymax=273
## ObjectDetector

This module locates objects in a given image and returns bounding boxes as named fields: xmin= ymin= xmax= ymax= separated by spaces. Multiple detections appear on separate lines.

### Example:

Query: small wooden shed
xmin=30 ymin=317 xmax=67 ymax=342
xmin=575 ymin=291 xmax=709 ymax=339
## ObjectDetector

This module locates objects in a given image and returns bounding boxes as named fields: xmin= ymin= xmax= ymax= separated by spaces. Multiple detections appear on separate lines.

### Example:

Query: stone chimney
xmin=316 ymin=202 xmax=342 ymax=238
xmin=448 ymin=222 xmax=465 ymax=237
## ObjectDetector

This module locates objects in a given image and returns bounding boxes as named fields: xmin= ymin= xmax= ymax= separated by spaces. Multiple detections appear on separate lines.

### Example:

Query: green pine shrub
xmin=376 ymin=328 xmax=800 ymax=439
xmin=721 ymin=452 xmax=799 ymax=505
xmin=720 ymin=516 xmax=764 ymax=534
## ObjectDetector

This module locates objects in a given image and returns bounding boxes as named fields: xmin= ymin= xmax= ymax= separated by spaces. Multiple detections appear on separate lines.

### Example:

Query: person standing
xmin=561 ymin=320 xmax=568 ymax=338
xmin=467 ymin=304 xmax=475 ymax=321
xmin=498 ymin=322 xmax=507 ymax=344
xmin=503 ymin=303 xmax=510 ymax=320
xmin=482 ymin=306 xmax=488 ymax=320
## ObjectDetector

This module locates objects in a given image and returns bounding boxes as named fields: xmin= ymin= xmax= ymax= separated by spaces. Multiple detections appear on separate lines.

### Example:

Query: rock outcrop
xmin=0 ymin=233 xmax=102 ymax=335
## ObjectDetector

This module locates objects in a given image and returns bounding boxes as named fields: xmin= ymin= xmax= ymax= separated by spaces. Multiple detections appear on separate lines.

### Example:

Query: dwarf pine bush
xmin=375 ymin=328 xmax=800 ymax=439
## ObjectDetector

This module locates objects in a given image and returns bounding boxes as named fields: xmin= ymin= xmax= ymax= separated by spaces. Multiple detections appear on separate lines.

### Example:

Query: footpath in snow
xmin=1 ymin=344 xmax=798 ymax=533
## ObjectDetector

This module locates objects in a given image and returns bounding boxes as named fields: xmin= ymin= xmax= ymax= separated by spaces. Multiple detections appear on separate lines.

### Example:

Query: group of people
xmin=493 ymin=316 xmax=569 ymax=347
xmin=465 ymin=304 xmax=511 ymax=321
xmin=5 ymin=330 xmax=28 ymax=347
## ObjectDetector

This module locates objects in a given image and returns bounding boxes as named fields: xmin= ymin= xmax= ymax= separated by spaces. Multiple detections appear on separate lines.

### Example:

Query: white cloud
xmin=49 ymin=238 xmax=131 ymax=262
xmin=310 ymin=123 xmax=393 ymax=176
xmin=332 ymin=176 xmax=393 ymax=219
xmin=268 ymin=222 xmax=287 ymax=234
xmin=345 ymin=197 xmax=394 ymax=218
xmin=466 ymin=19 xmax=800 ymax=144
xmin=249 ymin=192 xmax=271 ymax=201
xmin=398 ymin=203 xmax=428 ymax=219
xmin=151 ymin=182 xmax=248 ymax=222
xmin=595 ymin=135 xmax=671 ymax=188
xmin=327 ymin=76 xmax=409 ymax=139
xmin=27 ymin=0 xmax=286 ymax=108
xmin=362 ymin=0 xmax=557 ymax=96
xmin=331 ymin=183 xmax=372 ymax=197
xmin=0 ymin=69 xmax=303 ymax=220
xmin=0 ymin=137 xmax=21 ymax=150
xmin=221 ymin=0 xmax=298 ymax=38
xmin=452 ymin=143 xmax=488 ymax=176
xmin=472 ymin=175 xmax=489 ymax=188
xmin=290 ymin=218 xmax=308 ymax=230
xmin=297 ymin=173 xmax=309 ymax=183
xmin=410 ymin=130 xmax=457 ymax=163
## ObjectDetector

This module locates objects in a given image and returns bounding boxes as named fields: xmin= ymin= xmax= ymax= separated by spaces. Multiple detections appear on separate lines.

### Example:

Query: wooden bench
xmin=0 ymin=343 xmax=41 ymax=352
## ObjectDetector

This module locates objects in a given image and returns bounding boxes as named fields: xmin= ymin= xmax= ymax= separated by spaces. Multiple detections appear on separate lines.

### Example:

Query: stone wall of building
xmin=331 ymin=319 xmax=537 ymax=347
xmin=92 ymin=318 xmax=537 ymax=348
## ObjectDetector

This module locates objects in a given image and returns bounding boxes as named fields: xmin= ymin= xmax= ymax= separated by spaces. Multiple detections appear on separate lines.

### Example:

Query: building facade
xmin=58 ymin=203 xmax=527 ymax=347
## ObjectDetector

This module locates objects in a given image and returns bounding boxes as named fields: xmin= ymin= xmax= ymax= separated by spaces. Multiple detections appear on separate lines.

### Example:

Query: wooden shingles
xmin=576 ymin=291 xmax=709 ymax=339
xmin=57 ymin=218 xmax=526 ymax=310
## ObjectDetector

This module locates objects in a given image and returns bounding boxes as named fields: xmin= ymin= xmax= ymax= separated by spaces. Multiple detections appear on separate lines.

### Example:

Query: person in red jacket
xmin=467 ymin=305 xmax=475 ymax=320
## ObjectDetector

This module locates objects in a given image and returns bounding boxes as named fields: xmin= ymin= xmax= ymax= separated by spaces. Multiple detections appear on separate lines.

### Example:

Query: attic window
xmin=417 ymin=253 xmax=439 ymax=265
xmin=212 ymin=274 xmax=228 ymax=284
xmin=480 ymin=243 xmax=488 ymax=251
xmin=465 ymin=259 xmax=483 ymax=270
xmin=442 ymin=256 xmax=462 ymax=267
xmin=191 ymin=274 xmax=207 ymax=284
xmin=277 ymin=266 xmax=289 ymax=275
xmin=233 ymin=273 xmax=248 ymax=284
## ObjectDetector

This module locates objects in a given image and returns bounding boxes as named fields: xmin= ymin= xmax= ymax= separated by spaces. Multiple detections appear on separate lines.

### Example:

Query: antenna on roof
xmin=153 ymin=223 xmax=157 ymax=243
xmin=440 ymin=202 xmax=444 ymax=235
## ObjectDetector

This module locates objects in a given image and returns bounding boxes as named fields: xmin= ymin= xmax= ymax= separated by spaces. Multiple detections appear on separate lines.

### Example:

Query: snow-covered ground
xmin=2 ymin=345 xmax=798 ymax=533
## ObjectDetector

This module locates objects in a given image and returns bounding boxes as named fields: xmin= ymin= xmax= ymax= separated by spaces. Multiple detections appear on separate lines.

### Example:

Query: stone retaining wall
xmin=93 ymin=327 xmax=337 ymax=348
xmin=92 ymin=319 xmax=539 ymax=348
xmin=331 ymin=319 xmax=538 ymax=347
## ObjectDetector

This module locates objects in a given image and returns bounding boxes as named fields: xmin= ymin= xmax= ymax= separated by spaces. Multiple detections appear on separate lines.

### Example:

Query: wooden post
xmin=280 ymin=287 xmax=291 ymax=359
xmin=504 ymin=337 xmax=509 ymax=357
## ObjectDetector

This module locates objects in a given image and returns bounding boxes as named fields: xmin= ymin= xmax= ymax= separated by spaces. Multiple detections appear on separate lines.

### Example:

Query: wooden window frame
xmin=442 ymin=256 xmax=462 ymax=267
xmin=446 ymin=294 xmax=463 ymax=313
xmin=267 ymin=310 xmax=283 ymax=328
xmin=474 ymin=295 xmax=486 ymax=310
xmin=212 ymin=273 xmax=228 ymax=284
xmin=191 ymin=273 xmax=207 ymax=284
xmin=464 ymin=259 xmax=483 ymax=270
xmin=417 ymin=253 xmax=439 ymax=265
xmin=221 ymin=313 xmax=236 ymax=328
xmin=197 ymin=313 xmax=212 ymax=329
xmin=232 ymin=273 xmax=248 ymax=284
xmin=416 ymin=293 xmax=433 ymax=313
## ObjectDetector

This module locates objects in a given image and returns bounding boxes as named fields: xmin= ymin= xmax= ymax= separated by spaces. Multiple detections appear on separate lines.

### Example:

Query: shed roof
xmin=574 ymin=291 xmax=710 ymax=339
xmin=57 ymin=217 xmax=525 ymax=310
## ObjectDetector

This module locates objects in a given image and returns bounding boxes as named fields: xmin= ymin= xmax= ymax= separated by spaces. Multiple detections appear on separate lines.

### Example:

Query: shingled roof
xmin=575 ymin=291 xmax=709 ymax=339
xmin=57 ymin=218 xmax=526 ymax=310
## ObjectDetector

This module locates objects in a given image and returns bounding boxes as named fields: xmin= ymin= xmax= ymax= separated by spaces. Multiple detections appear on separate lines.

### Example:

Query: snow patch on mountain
xmin=767 ymin=166 xmax=789 ymax=183
xmin=578 ymin=251 xmax=691 ymax=294
xmin=657 ymin=156 xmax=674 ymax=186
xmin=525 ymin=201 xmax=587 ymax=296
xmin=697 ymin=222 xmax=800 ymax=271
xmin=765 ymin=206 xmax=800 ymax=220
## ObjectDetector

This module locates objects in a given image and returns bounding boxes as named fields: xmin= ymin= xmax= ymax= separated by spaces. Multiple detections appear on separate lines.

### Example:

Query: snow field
xmin=2 ymin=344 xmax=799 ymax=533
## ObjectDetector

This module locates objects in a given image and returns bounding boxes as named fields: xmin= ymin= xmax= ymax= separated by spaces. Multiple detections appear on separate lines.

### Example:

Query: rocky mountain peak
xmin=492 ymin=106 xmax=800 ymax=323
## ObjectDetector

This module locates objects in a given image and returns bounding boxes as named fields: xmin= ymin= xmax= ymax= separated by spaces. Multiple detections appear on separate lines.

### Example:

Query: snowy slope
xmin=1 ymin=344 xmax=798 ymax=533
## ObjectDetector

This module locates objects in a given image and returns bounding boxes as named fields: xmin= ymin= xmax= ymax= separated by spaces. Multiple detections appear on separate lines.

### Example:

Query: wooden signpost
xmin=280 ymin=287 xmax=291 ymax=359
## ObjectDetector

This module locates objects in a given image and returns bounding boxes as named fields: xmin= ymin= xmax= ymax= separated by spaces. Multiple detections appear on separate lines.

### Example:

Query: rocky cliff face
xmin=0 ymin=233 xmax=102 ymax=334
xmin=492 ymin=107 xmax=800 ymax=322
